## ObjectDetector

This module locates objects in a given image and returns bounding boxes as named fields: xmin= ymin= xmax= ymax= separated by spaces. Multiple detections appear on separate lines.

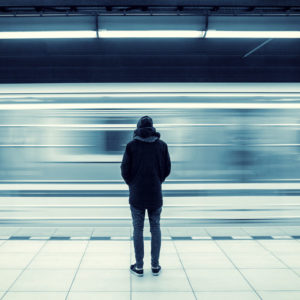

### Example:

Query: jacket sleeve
xmin=121 ymin=144 xmax=131 ymax=185
xmin=162 ymin=144 xmax=171 ymax=182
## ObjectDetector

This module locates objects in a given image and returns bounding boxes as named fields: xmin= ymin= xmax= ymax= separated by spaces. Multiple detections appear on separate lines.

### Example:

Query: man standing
xmin=121 ymin=116 xmax=171 ymax=277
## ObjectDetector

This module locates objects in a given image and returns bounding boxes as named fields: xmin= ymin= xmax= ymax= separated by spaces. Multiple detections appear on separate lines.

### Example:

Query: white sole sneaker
xmin=130 ymin=268 xmax=144 ymax=277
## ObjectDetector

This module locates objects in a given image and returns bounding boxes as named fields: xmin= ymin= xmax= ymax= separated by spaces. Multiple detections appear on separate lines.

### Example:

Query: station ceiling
xmin=0 ymin=0 xmax=300 ymax=83
xmin=1 ymin=0 xmax=300 ymax=15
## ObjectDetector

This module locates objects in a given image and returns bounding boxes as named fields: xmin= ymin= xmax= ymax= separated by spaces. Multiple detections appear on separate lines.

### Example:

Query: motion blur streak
xmin=0 ymin=83 xmax=300 ymax=226
xmin=3 ymin=103 xmax=300 ymax=109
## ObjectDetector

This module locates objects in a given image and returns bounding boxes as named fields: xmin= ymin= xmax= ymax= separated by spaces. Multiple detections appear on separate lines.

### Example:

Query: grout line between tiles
xmin=167 ymin=227 xmax=197 ymax=300
xmin=252 ymin=238 xmax=300 ymax=279
xmin=205 ymin=227 xmax=263 ymax=300
xmin=64 ymin=228 xmax=94 ymax=300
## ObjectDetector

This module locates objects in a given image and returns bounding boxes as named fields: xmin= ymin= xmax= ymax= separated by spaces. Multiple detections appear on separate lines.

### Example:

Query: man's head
xmin=137 ymin=116 xmax=153 ymax=128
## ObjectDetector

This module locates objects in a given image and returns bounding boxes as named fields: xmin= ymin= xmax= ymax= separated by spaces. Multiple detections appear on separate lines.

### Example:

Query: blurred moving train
xmin=1 ymin=83 xmax=300 ymax=225
xmin=1 ymin=83 xmax=300 ymax=183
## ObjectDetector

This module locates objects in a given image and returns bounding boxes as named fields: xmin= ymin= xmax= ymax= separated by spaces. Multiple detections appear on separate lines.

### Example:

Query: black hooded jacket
xmin=121 ymin=123 xmax=171 ymax=210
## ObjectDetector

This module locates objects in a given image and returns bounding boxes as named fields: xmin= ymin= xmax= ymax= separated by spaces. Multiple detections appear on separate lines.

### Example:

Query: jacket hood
xmin=137 ymin=116 xmax=153 ymax=128
xmin=133 ymin=126 xmax=160 ymax=143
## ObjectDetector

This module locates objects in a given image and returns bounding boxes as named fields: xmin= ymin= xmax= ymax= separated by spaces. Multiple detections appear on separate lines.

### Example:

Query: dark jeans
xmin=130 ymin=205 xmax=162 ymax=269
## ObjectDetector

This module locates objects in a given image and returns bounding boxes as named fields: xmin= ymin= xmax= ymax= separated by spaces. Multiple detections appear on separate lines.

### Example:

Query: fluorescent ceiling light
xmin=0 ymin=31 xmax=97 ymax=39
xmin=1 ymin=30 xmax=300 ymax=39
xmin=206 ymin=30 xmax=300 ymax=38
xmin=98 ymin=30 xmax=204 ymax=38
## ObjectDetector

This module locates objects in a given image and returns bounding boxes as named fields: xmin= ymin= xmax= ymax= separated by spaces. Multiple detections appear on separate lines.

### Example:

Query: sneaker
xmin=130 ymin=264 xmax=143 ymax=277
xmin=151 ymin=265 xmax=161 ymax=276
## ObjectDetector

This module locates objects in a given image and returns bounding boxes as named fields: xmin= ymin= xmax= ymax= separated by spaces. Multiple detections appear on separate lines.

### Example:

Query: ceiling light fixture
xmin=98 ymin=30 xmax=204 ymax=38
xmin=0 ymin=31 xmax=97 ymax=39
xmin=206 ymin=30 xmax=300 ymax=38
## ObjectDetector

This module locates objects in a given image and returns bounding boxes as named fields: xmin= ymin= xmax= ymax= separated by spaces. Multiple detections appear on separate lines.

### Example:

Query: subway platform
xmin=0 ymin=226 xmax=300 ymax=299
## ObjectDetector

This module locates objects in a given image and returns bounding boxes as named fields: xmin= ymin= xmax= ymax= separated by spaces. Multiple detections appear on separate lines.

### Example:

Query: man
xmin=121 ymin=116 xmax=171 ymax=277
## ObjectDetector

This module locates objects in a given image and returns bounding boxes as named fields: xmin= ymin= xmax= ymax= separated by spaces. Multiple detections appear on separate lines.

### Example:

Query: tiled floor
xmin=0 ymin=227 xmax=300 ymax=299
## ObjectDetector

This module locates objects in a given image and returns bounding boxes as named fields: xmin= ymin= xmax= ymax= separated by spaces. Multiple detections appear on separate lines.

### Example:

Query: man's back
xmin=121 ymin=117 xmax=171 ymax=209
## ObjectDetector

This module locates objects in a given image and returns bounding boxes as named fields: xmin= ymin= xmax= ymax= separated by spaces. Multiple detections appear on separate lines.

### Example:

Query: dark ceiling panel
xmin=0 ymin=38 xmax=299 ymax=83
xmin=1 ymin=39 xmax=300 ymax=56
xmin=1 ymin=66 xmax=299 ymax=83
xmin=1 ymin=1 xmax=300 ymax=7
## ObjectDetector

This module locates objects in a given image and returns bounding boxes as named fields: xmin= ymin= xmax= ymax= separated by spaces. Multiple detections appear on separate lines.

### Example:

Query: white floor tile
xmin=132 ymin=292 xmax=195 ymax=300
xmin=71 ymin=269 xmax=130 ymax=292
xmin=0 ymin=239 xmax=10 ymax=243
xmin=40 ymin=241 xmax=87 ymax=253
xmin=195 ymin=291 xmax=260 ymax=300
xmin=0 ymin=241 xmax=45 ymax=253
xmin=3 ymin=230 xmax=300 ymax=299
xmin=240 ymin=268 xmax=300 ymax=291
xmin=85 ymin=241 xmax=130 ymax=254
xmin=28 ymin=253 xmax=82 ymax=269
xmin=80 ymin=253 xmax=129 ymax=269
xmin=186 ymin=269 xmax=252 ymax=292
xmin=67 ymin=292 xmax=130 ymax=300
xmin=160 ymin=242 xmax=178 ymax=254
xmin=273 ymin=254 xmax=300 ymax=268
xmin=0 ymin=253 xmax=35 ymax=269
xmin=2 ymin=292 xmax=66 ymax=300
xmin=258 ymin=240 xmax=300 ymax=254
xmin=180 ymin=253 xmax=234 ymax=269
xmin=132 ymin=269 xmax=192 ymax=292
xmin=0 ymin=269 xmax=23 ymax=291
xmin=156 ymin=254 xmax=182 ymax=269
xmin=227 ymin=253 xmax=286 ymax=268
xmin=216 ymin=240 xmax=267 ymax=254
xmin=10 ymin=269 xmax=76 ymax=291
xmin=174 ymin=241 xmax=222 ymax=253
xmin=258 ymin=291 xmax=300 ymax=300
xmin=293 ymin=268 xmax=300 ymax=276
